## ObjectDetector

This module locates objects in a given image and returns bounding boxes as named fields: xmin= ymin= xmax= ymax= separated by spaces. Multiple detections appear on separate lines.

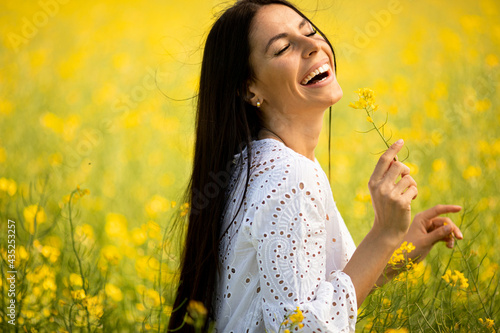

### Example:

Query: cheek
xmin=261 ymin=63 xmax=292 ymax=86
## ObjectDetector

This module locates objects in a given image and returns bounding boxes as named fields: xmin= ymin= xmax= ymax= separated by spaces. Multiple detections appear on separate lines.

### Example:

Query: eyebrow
xmin=264 ymin=18 xmax=309 ymax=53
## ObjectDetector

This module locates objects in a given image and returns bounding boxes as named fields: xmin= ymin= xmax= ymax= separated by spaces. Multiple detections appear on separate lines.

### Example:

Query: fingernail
xmin=395 ymin=139 xmax=404 ymax=145
xmin=456 ymin=230 xmax=463 ymax=239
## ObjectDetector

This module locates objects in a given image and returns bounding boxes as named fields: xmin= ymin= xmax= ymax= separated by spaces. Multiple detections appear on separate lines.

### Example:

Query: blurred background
xmin=0 ymin=0 xmax=498 ymax=331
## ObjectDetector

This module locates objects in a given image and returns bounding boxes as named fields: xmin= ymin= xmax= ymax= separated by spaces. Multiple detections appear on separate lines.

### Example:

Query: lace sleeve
xmin=250 ymin=158 xmax=357 ymax=332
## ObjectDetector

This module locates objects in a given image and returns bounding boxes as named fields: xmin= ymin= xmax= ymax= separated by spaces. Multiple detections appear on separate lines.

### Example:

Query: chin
xmin=329 ymin=82 xmax=343 ymax=106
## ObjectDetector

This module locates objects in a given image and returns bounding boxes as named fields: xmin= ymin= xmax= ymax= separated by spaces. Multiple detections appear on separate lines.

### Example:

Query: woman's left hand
xmin=404 ymin=204 xmax=463 ymax=263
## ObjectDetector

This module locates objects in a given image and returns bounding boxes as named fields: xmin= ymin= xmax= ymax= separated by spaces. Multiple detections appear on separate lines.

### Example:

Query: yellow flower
xmin=41 ymin=245 xmax=60 ymax=263
xmin=145 ymin=195 xmax=170 ymax=218
xmin=442 ymin=269 xmax=468 ymax=289
xmin=388 ymin=242 xmax=415 ymax=265
xmin=463 ymin=165 xmax=481 ymax=180
xmin=0 ymin=177 xmax=17 ymax=196
xmin=366 ymin=116 xmax=373 ymax=123
xmin=75 ymin=224 xmax=95 ymax=243
xmin=84 ymin=294 xmax=104 ymax=320
xmin=63 ymin=186 xmax=90 ymax=204
xmin=23 ymin=204 xmax=46 ymax=234
xmin=105 ymin=213 xmax=128 ymax=238
xmin=289 ymin=307 xmax=304 ymax=323
xmin=101 ymin=245 xmax=122 ymax=265
xmin=105 ymin=283 xmax=123 ymax=302
xmin=71 ymin=289 xmax=86 ymax=301
xmin=43 ymin=277 xmax=57 ymax=291
xmin=180 ymin=202 xmax=190 ymax=217
xmin=350 ymin=88 xmax=377 ymax=111
xmin=143 ymin=289 xmax=163 ymax=308
xmin=131 ymin=227 xmax=148 ymax=246
xmin=442 ymin=270 xmax=451 ymax=283
xmin=69 ymin=273 xmax=83 ymax=287
xmin=478 ymin=318 xmax=495 ymax=330
xmin=186 ymin=300 xmax=208 ymax=329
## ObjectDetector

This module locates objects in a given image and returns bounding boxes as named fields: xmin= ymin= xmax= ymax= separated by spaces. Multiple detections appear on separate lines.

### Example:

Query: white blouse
xmin=214 ymin=138 xmax=357 ymax=332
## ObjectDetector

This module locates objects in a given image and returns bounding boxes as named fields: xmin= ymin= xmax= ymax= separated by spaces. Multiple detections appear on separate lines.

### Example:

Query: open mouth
xmin=301 ymin=63 xmax=330 ymax=86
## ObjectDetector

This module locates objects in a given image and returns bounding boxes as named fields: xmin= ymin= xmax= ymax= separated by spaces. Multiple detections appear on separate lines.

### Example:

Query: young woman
xmin=168 ymin=0 xmax=463 ymax=331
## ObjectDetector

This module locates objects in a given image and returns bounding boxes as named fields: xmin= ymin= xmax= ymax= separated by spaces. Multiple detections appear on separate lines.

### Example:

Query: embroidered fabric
xmin=214 ymin=138 xmax=357 ymax=332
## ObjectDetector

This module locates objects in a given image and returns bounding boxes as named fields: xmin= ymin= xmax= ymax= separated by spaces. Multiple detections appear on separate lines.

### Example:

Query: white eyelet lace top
xmin=214 ymin=138 xmax=357 ymax=332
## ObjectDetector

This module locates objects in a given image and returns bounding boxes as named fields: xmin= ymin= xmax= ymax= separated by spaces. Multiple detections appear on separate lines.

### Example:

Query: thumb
xmin=427 ymin=224 xmax=453 ymax=245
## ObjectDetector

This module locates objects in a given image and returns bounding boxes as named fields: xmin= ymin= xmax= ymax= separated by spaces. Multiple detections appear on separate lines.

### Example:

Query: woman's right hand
xmin=368 ymin=139 xmax=418 ymax=243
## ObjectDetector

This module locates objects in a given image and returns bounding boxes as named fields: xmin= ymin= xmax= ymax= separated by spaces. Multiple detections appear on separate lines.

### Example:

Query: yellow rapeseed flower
xmin=23 ymin=204 xmax=46 ymax=234
xmin=41 ymin=245 xmax=60 ymax=263
xmin=101 ymin=245 xmax=122 ymax=266
xmin=105 ymin=283 xmax=123 ymax=302
xmin=463 ymin=165 xmax=481 ymax=180
xmin=180 ymin=202 xmax=190 ymax=217
xmin=281 ymin=306 xmax=305 ymax=331
xmin=43 ymin=277 xmax=57 ymax=291
xmin=105 ymin=213 xmax=128 ymax=238
xmin=441 ymin=270 xmax=469 ymax=289
xmin=131 ymin=227 xmax=148 ymax=246
xmin=478 ymin=318 xmax=495 ymax=330
xmin=69 ymin=273 xmax=83 ymax=287
xmin=63 ymin=186 xmax=90 ymax=204
xmin=388 ymin=242 xmax=415 ymax=265
xmin=84 ymin=294 xmax=104 ymax=321
xmin=71 ymin=289 xmax=86 ymax=301
xmin=75 ymin=224 xmax=95 ymax=243
xmin=143 ymin=289 xmax=162 ymax=308
xmin=186 ymin=300 xmax=208 ymax=329
xmin=0 ymin=177 xmax=17 ymax=196
xmin=145 ymin=195 xmax=170 ymax=217
xmin=350 ymin=88 xmax=377 ymax=111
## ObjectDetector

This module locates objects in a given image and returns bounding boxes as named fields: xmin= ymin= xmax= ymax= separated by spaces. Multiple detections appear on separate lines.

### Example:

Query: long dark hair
xmin=167 ymin=0 xmax=337 ymax=331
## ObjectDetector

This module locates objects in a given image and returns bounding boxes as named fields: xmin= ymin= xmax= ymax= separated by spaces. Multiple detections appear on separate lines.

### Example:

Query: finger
xmin=430 ymin=217 xmax=464 ymax=239
xmin=371 ymin=139 xmax=404 ymax=181
xmin=417 ymin=204 xmax=462 ymax=221
xmin=427 ymin=223 xmax=454 ymax=246
xmin=384 ymin=161 xmax=411 ymax=184
xmin=401 ymin=185 xmax=418 ymax=201
xmin=395 ymin=175 xmax=417 ymax=194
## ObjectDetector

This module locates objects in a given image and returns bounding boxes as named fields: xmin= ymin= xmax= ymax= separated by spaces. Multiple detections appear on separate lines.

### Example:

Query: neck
xmin=257 ymin=112 xmax=323 ymax=162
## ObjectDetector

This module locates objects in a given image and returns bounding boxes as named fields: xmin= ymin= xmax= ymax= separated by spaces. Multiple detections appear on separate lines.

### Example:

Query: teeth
xmin=301 ymin=63 xmax=330 ymax=85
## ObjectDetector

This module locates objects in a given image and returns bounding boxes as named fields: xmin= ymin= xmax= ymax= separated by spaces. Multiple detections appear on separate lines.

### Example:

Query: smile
xmin=300 ymin=63 xmax=331 ymax=86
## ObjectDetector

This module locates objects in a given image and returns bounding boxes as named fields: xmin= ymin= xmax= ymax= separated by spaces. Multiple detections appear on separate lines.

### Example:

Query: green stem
xmin=68 ymin=189 xmax=91 ymax=332
xmin=415 ymin=303 xmax=438 ymax=333
xmin=405 ymin=268 xmax=412 ymax=332
xmin=365 ymin=107 xmax=390 ymax=149
xmin=455 ymin=241 xmax=491 ymax=320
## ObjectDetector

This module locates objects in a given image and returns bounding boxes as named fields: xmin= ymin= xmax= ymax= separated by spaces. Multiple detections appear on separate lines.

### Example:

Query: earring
xmin=256 ymin=100 xmax=261 ymax=108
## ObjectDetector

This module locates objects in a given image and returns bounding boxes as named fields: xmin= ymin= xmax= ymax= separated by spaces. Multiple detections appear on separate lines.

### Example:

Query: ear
xmin=244 ymin=79 xmax=261 ymax=108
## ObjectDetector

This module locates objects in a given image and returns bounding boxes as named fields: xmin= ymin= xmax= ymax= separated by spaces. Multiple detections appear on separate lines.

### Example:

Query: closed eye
xmin=275 ymin=30 xmax=317 ymax=56
xmin=275 ymin=44 xmax=290 ymax=56
xmin=306 ymin=29 xmax=317 ymax=37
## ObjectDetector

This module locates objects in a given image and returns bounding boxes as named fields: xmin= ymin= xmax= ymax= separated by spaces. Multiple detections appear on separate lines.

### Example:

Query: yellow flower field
xmin=0 ymin=0 xmax=498 ymax=332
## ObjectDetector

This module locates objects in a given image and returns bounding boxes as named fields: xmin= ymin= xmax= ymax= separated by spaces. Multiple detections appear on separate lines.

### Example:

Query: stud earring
xmin=256 ymin=100 xmax=261 ymax=108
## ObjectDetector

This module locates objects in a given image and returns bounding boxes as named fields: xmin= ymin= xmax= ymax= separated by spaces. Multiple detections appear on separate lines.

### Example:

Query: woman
xmin=168 ymin=0 xmax=463 ymax=332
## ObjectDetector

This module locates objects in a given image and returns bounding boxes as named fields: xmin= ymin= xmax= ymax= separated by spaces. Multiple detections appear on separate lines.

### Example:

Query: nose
xmin=301 ymin=36 xmax=321 ymax=58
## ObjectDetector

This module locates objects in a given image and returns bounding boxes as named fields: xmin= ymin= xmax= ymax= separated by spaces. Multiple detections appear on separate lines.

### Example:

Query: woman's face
xmin=247 ymin=4 xmax=343 ymax=115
